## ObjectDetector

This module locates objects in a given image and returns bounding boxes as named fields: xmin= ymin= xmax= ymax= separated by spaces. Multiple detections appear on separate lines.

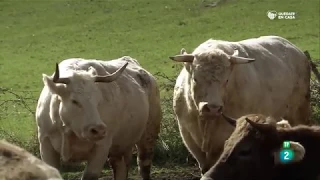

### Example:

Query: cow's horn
xmin=229 ymin=50 xmax=255 ymax=64
xmin=95 ymin=62 xmax=128 ymax=83
xmin=222 ymin=113 xmax=237 ymax=127
xmin=245 ymin=117 xmax=274 ymax=134
xmin=53 ymin=63 xmax=70 ymax=84
xmin=169 ymin=54 xmax=194 ymax=62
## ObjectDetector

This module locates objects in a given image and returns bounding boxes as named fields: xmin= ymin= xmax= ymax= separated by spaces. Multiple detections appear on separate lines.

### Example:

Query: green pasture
xmin=0 ymin=0 xmax=319 ymax=178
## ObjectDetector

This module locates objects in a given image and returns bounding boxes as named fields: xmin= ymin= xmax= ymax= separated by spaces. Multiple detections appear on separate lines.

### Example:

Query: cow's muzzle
xmin=199 ymin=102 xmax=223 ymax=118
xmin=83 ymin=124 xmax=107 ymax=141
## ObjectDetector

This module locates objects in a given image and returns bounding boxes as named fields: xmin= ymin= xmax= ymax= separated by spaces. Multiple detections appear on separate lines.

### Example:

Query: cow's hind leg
xmin=284 ymin=86 xmax=311 ymax=126
xmin=136 ymin=121 xmax=160 ymax=180
xmin=136 ymin=139 xmax=154 ymax=180
xmin=286 ymin=99 xmax=311 ymax=126
xmin=136 ymin=89 xmax=162 ymax=180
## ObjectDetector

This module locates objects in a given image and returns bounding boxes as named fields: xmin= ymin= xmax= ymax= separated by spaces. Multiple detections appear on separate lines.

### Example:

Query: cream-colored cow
xmin=169 ymin=35 xmax=311 ymax=175
xmin=35 ymin=56 xmax=162 ymax=180
xmin=0 ymin=139 xmax=62 ymax=180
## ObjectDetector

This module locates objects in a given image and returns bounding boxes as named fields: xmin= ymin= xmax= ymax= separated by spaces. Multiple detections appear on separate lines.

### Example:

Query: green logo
xmin=279 ymin=141 xmax=295 ymax=163
xmin=283 ymin=141 xmax=290 ymax=148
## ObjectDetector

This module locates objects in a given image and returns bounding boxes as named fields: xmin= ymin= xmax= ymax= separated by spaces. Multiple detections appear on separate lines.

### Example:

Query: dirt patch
xmin=63 ymin=165 xmax=201 ymax=180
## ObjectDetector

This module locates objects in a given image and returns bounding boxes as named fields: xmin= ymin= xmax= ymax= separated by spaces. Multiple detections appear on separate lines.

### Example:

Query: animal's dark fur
xmin=202 ymin=114 xmax=320 ymax=180
xmin=273 ymin=125 xmax=320 ymax=180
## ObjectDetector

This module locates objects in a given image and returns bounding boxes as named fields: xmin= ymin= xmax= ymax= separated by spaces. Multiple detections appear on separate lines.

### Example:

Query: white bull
xmin=169 ymin=35 xmax=311 ymax=175
xmin=35 ymin=56 xmax=162 ymax=180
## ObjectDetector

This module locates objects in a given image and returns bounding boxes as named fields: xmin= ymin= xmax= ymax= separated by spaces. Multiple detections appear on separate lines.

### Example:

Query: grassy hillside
xmin=0 ymin=0 xmax=319 ymax=179
xmin=1 ymin=0 xmax=319 ymax=89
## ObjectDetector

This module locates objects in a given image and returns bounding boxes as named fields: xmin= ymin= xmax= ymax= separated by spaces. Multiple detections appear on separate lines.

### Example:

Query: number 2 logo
xmin=284 ymin=151 xmax=289 ymax=160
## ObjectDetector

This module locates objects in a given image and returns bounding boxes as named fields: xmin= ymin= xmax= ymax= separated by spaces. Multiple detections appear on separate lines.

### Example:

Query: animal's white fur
xmin=171 ymin=35 xmax=311 ymax=174
xmin=36 ymin=56 xmax=162 ymax=180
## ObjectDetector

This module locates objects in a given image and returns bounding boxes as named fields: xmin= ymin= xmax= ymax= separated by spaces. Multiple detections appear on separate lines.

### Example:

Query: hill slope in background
xmin=0 ymin=0 xmax=319 ymax=179
xmin=0 ymin=0 xmax=319 ymax=89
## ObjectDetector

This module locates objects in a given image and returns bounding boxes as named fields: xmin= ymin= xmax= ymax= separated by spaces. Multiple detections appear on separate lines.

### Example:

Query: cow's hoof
xmin=81 ymin=172 xmax=99 ymax=180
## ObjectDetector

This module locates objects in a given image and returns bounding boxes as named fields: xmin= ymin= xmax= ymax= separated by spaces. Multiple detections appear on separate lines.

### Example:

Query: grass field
xmin=0 ymin=0 xmax=319 ymax=179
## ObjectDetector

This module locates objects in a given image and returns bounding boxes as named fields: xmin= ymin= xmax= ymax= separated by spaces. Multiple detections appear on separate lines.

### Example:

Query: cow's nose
xmin=199 ymin=102 xmax=223 ymax=115
xmin=84 ymin=124 xmax=106 ymax=140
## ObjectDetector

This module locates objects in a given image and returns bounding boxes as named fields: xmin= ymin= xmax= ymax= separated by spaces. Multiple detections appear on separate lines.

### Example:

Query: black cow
xmin=201 ymin=114 xmax=320 ymax=180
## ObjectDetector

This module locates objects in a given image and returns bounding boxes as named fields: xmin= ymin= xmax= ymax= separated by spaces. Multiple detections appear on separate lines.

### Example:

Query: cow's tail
xmin=304 ymin=50 xmax=320 ymax=82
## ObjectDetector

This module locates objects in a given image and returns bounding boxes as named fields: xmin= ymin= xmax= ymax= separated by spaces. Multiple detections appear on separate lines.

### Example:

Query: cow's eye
xmin=238 ymin=148 xmax=252 ymax=158
xmin=71 ymin=100 xmax=80 ymax=106
xmin=193 ymin=78 xmax=198 ymax=83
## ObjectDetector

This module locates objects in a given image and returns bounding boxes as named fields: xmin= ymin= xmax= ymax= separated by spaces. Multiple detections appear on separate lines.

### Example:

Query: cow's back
xmin=239 ymin=36 xmax=309 ymax=75
xmin=221 ymin=36 xmax=310 ymax=125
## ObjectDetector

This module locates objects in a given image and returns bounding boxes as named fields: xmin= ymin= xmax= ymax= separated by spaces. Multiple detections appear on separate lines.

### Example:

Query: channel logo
xmin=279 ymin=141 xmax=295 ymax=163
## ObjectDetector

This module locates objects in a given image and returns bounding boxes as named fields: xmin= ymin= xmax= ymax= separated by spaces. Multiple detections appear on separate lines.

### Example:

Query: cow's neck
xmin=60 ymin=129 xmax=95 ymax=162
xmin=222 ymin=65 xmax=246 ymax=116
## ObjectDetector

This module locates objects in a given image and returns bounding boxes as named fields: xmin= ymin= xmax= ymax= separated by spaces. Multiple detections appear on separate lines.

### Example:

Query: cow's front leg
xmin=39 ymin=136 xmax=61 ymax=169
xmin=109 ymin=155 xmax=127 ymax=180
xmin=109 ymin=149 xmax=133 ymax=180
xmin=81 ymin=139 xmax=112 ymax=180
xmin=124 ymin=149 xmax=133 ymax=178
xmin=179 ymin=126 xmax=208 ymax=175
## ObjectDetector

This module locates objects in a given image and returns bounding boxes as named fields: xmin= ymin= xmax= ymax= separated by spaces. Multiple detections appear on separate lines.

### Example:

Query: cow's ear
xmin=273 ymin=141 xmax=305 ymax=164
xmin=180 ymin=48 xmax=187 ymax=54
xmin=276 ymin=119 xmax=291 ymax=129
xmin=42 ymin=74 xmax=67 ymax=96
xmin=88 ymin=66 xmax=98 ymax=76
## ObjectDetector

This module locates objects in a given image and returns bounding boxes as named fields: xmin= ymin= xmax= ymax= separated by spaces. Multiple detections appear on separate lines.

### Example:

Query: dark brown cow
xmin=201 ymin=114 xmax=320 ymax=180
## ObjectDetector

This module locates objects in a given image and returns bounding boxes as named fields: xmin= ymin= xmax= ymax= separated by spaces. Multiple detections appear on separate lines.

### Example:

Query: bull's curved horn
xmin=274 ymin=141 xmax=305 ymax=164
xmin=53 ymin=63 xmax=70 ymax=84
xmin=229 ymin=50 xmax=255 ymax=64
xmin=169 ymin=54 xmax=194 ymax=63
xmin=95 ymin=62 xmax=128 ymax=83
xmin=222 ymin=113 xmax=237 ymax=127
xmin=245 ymin=117 xmax=274 ymax=134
